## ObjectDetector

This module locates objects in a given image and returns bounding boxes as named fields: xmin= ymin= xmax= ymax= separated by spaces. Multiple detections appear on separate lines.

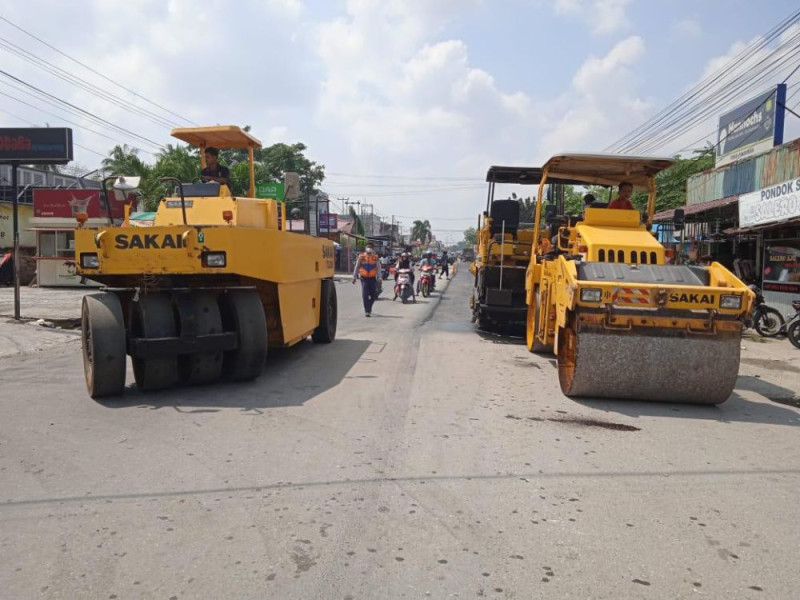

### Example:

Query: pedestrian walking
xmin=440 ymin=250 xmax=450 ymax=280
xmin=352 ymin=241 xmax=380 ymax=317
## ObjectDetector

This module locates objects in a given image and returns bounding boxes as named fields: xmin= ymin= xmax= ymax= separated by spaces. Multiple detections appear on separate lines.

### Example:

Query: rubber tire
xmin=221 ymin=290 xmax=267 ymax=381
xmin=421 ymin=280 xmax=430 ymax=297
xmin=754 ymin=306 xmax=785 ymax=337
xmin=178 ymin=292 xmax=224 ymax=385
xmin=788 ymin=320 xmax=800 ymax=349
xmin=131 ymin=293 xmax=180 ymax=392
xmin=82 ymin=293 xmax=126 ymax=399
xmin=312 ymin=279 xmax=337 ymax=344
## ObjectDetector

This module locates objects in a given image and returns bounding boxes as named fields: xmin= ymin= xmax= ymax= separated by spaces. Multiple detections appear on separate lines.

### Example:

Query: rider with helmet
xmin=418 ymin=250 xmax=437 ymax=292
xmin=394 ymin=252 xmax=415 ymax=301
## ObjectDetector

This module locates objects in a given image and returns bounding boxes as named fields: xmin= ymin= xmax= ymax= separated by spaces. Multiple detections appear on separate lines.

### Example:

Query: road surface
xmin=1 ymin=273 xmax=799 ymax=599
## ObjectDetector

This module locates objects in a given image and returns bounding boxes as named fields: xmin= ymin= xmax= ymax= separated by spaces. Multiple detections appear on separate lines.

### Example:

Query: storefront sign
xmin=717 ymin=85 xmax=785 ymax=167
xmin=0 ymin=203 xmax=35 ymax=247
xmin=739 ymin=176 xmax=800 ymax=228
xmin=763 ymin=242 xmax=800 ymax=295
xmin=33 ymin=189 xmax=127 ymax=220
xmin=255 ymin=181 xmax=285 ymax=199
xmin=0 ymin=128 xmax=73 ymax=164
xmin=319 ymin=213 xmax=338 ymax=231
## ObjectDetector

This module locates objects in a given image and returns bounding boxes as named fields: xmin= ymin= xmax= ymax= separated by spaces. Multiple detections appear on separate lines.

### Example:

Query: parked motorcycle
xmin=419 ymin=264 xmax=436 ymax=297
xmin=747 ymin=285 xmax=786 ymax=337
xmin=394 ymin=268 xmax=415 ymax=304
xmin=784 ymin=300 xmax=800 ymax=349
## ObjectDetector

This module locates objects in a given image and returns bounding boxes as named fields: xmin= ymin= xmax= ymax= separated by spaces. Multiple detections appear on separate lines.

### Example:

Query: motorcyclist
xmin=418 ymin=250 xmax=437 ymax=292
xmin=394 ymin=252 xmax=415 ymax=301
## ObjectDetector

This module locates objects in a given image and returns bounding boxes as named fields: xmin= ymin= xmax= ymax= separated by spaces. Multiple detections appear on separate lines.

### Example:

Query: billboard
xmin=255 ymin=181 xmax=285 ymax=199
xmin=762 ymin=242 xmax=800 ymax=295
xmin=319 ymin=213 xmax=338 ymax=232
xmin=739 ymin=176 xmax=800 ymax=228
xmin=716 ymin=85 xmax=785 ymax=167
xmin=33 ymin=189 xmax=128 ymax=220
xmin=0 ymin=128 xmax=73 ymax=164
xmin=0 ymin=203 xmax=35 ymax=247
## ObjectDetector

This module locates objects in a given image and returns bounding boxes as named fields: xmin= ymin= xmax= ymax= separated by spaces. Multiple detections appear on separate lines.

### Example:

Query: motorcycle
xmin=394 ymin=268 xmax=415 ymax=304
xmin=419 ymin=264 xmax=436 ymax=297
xmin=787 ymin=300 xmax=800 ymax=349
xmin=746 ymin=284 xmax=786 ymax=337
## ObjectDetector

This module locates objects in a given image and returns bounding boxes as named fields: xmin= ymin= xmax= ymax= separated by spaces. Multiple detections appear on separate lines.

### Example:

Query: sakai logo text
xmin=114 ymin=234 xmax=184 ymax=249
xmin=322 ymin=245 xmax=334 ymax=259
xmin=669 ymin=292 xmax=713 ymax=304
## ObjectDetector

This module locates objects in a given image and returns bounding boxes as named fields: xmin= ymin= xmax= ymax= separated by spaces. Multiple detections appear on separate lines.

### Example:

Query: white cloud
xmin=672 ymin=18 xmax=702 ymax=38
xmin=539 ymin=36 xmax=650 ymax=153
xmin=554 ymin=0 xmax=634 ymax=34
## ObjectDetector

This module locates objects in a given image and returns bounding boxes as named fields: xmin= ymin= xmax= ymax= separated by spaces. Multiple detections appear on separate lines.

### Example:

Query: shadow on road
xmin=98 ymin=338 xmax=372 ymax=411
xmin=572 ymin=385 xmax=800 ymax=428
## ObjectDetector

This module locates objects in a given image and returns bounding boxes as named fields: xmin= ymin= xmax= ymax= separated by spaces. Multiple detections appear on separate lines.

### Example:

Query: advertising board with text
xmin=0 ymin=128 xmax=73 ymax=164
xmin=762 ymin=242 xmax=800 ymax=295
xmin=716 ymin=84 xmax=785 ymax=167
xmin=739 ymin=176 xmax=800 ymax=228
xmin=33 ymin=189 xmax=128 ymax=220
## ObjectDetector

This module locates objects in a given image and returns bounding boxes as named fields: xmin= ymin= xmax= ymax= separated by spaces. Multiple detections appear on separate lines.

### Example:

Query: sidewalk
xmin=0 ymin=287 xmax=90 ymax=359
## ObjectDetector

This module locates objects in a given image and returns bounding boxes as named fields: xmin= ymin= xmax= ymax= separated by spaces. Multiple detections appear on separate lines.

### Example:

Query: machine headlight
xmin=202 ymin=251 xmax=227 ymax=268
xmin=580 ymin=288 xmax=602 ymax=303
xmin=720 ymin=294 xmax=742 ymax=310
xmin=80 ymin=252 xmax=99 ymax=269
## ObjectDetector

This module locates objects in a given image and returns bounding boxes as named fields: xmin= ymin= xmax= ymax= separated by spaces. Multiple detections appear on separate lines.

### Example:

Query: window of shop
xmin=38 ymin=231 xmax=75 ymax=258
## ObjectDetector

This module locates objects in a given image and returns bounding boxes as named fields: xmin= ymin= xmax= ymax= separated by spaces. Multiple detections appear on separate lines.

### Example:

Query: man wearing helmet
xmin=418 ymin=250 xmax=437 ymax=292
xmin=394 ymin=251 xmax=415 ymax=301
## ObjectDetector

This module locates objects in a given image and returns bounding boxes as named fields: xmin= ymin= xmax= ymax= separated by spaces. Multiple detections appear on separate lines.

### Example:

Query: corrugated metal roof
xmin=687 ymin=139 xmax=800 ymax=206
xmin=653 ymin=195 xmax=739 ymax=222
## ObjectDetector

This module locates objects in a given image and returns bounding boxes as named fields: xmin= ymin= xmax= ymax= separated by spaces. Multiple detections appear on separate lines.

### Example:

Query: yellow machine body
xmin=525 ymin=154 xmax=753 ymax=404
xmin=74 ymin=126 xmax=337 ymax=399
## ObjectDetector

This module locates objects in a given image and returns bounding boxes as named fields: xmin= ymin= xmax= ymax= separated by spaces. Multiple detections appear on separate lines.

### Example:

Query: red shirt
xmin=608 ymin=197 xmax=634 ymax=210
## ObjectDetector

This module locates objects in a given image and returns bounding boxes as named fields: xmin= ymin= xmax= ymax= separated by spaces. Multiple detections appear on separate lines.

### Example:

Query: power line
xmin=327 ymin=171 xmax=483 ymax=181
xmin=0 ymin=106 xmax=107 ymax=157
xmin=0 ymin=83 xmax=156 ymax=155
xmin=607 ymin=8 xmax=800 ymax=152
xmin=0 ymin=69 xmax=163 ymax=150
xmin=0 ymin=35 xmax=179 ymax=129
xmin=0 ymin=15 xmax=197 ymax=126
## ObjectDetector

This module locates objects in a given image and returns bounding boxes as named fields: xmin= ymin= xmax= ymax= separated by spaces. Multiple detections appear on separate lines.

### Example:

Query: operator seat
xmin=490 ymin=199 xmax=520 ymax=239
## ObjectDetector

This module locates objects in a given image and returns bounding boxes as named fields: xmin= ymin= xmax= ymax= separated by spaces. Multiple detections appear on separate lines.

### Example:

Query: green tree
xmin=153 ymin=144 xmax=199 ymax=183
xmin=463 ymin=226 xmax=477 ymax=246
xmin=102 ymin=144 xmax=149 ymax=176
xmin=349 ymin=206 xmax=365 ymax=236
xmin=411 ymin=219 xmax=432 ymax=244
xmin=630 ymin=147 xmax=715 ymax=211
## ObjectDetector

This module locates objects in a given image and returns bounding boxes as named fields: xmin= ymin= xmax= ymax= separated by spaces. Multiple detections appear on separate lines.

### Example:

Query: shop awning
xmin=723 ymin=215 xmax=800 ymax=235
xmin=653 ymin=195 xmax=739 ymax=222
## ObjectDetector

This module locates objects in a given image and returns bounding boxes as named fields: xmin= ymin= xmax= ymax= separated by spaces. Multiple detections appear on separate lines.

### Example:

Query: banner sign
xmin=319 ymin=213 xmax=338 ymax=231
xmin=716 ymin=85 xmax=785 ymax=167
xmin=762 ymin=242 xmax=800 ymax=295
xmin=255 ymin=181 xmax=285 ymax=199
xmin=738 ymin=176 xmax=800 ymax=228
xmin=0 ymin=128 xmax=73 ymax=164
xmin=33 ymin=189 xmax=127 ymax=220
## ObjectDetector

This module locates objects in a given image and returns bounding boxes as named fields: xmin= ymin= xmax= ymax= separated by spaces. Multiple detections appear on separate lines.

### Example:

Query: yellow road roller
xmin=525 ymin=154 xmax=753 ymax=404
xmin=75 ymin=126 xmax=337 ymax=398
xmin=469 ymin=166 xmax=538 ymax=331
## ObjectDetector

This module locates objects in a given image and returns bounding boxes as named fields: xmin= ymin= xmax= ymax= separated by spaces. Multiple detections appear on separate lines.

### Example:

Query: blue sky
xmin=0 ymin=1 xmax=798 ymax=242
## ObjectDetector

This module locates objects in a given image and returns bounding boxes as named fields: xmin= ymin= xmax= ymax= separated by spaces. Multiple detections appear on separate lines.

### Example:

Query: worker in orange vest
xmin=353 ymin=241 xmax=380 ymax=317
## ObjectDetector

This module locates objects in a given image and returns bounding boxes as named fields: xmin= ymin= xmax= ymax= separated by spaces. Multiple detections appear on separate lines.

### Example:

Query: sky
xmin=1 ymin=0 xmax=799 ymax=244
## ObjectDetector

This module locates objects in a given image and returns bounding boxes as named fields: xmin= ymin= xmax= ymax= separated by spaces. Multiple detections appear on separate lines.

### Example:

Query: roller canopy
xmin=541 ymin=154 xmax=674 ymax=191
xmin=171 ymin=126 xmax=262 ymax=149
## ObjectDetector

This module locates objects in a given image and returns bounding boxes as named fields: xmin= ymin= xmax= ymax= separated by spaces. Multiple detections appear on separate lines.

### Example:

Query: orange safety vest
xmin=358 ymin=253 xmax=379 ymax=278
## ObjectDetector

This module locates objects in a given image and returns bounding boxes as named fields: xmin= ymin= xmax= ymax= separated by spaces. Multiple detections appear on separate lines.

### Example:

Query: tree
xmin=102 ymin=145 xmax=149 ymax=177
xmin=349 ymin=206 xmax=365 ymax=236
xmin=153 ymin=144 xmax=199 ymax=183
xmin=630 ymin=147 xmax=715 ymax=212
xmin=463 ymin=226 xmax=477 ymax=246
xmin=411 ymin=219 xmax=432 ymax=243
